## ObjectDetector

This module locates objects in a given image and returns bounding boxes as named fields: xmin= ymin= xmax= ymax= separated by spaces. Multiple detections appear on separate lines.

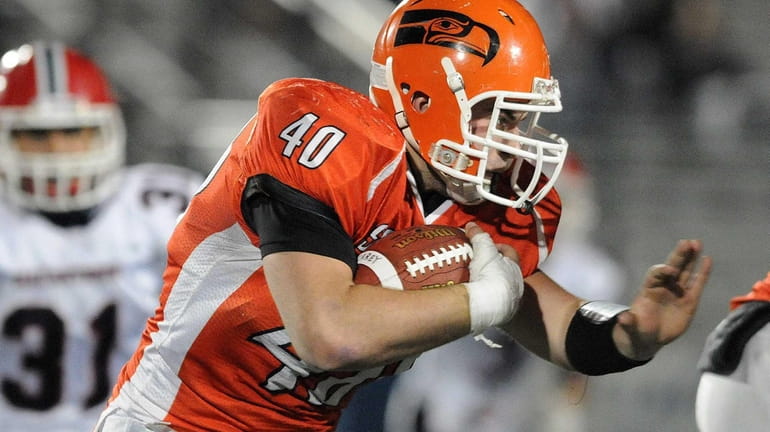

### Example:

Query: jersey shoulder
xmin=258 ymin=77 xmax=404 ymax=155
xmin=118 ymin=162 xmax=204 ymax=212
xmin=234 ymin=79 xmax=410 ymax=231
xmin=103 ymin=163 xmax=204 ymax=236
xmin=697 ymin=301 xmax=770 ymax=375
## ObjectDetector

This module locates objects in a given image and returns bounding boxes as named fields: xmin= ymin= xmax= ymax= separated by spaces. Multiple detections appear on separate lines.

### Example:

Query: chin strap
xmin=440 ymin=57 xmax=472 ymax=125
xmin=444 ymin=178 xmax=484 ymax=206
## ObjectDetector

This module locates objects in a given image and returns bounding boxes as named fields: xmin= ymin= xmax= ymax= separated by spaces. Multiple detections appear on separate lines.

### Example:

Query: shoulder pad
xmin=123 ymin=163 xmax=203 ymax=211
xmin=697 ymin=301 xmax=770 ymax=374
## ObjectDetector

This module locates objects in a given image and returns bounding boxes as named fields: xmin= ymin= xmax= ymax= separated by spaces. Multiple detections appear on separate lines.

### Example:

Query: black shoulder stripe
xmin=241 ymin=174 xmax=356 ymax=272
xmin=697 ymin=301 xmax=770 ymax=374
xmin=242 ymin=174 xmax=341 ymax=223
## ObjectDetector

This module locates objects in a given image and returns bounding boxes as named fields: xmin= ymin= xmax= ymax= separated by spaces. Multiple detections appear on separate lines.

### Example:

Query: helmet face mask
xmin=0 ymin=41 xmax=125 ymax=213
xmin=370 ymin=0 xmax=568 ymax=209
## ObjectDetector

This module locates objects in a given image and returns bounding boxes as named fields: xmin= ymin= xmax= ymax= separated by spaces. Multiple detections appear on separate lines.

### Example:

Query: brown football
xmin=354 ymin=225 xmax=472 ymax=290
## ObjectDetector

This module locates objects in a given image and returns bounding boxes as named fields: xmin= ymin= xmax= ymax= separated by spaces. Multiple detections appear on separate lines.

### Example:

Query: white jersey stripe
xmin=423 ymin=199 xmax=454 ymax=225
xmin=112 ymin=223 xmax=261 ymax=420
xmin=367 ymin=147 xmax=404 ymax=201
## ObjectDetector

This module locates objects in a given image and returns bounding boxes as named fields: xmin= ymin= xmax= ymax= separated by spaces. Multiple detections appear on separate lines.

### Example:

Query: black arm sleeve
xmin=241 ymin=174 xmax=357 ymax=273
xmin=565 ymin=301 xmax=651 ymax=375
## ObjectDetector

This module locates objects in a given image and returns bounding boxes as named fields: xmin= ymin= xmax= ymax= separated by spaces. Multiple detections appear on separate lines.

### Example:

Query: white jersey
xmin=0 ymin=163 xmax=202 ymax=432
xmin=696 ymin=323 xmax=770 ymax=432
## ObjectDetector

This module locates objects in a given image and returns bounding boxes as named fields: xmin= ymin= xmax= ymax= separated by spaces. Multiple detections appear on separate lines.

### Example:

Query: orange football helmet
xmin=0 ymin=41 xmax=125 ymax=212
xmin=370 ymin=0 xmax=568 ymax=209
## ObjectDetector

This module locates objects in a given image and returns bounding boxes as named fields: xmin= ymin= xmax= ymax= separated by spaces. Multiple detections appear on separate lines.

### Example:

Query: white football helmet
xmin=0 ymin=41 xmax=125 ymax=213
xmin=370 ymin=0 xmax=568 ymax=209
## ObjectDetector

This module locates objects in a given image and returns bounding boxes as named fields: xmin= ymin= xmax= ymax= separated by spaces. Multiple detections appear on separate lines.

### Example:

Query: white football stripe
xmin=357 ymin=250 xmax=404 ymax=290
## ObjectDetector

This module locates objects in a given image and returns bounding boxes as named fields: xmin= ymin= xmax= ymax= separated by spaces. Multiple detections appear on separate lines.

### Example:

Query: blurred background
xmin=1 ymin=0 xmax=766 ymax=430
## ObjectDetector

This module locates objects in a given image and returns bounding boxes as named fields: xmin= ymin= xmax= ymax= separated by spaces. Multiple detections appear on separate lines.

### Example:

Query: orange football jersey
xmin=104 ymin=78 xmax=560 ymax=431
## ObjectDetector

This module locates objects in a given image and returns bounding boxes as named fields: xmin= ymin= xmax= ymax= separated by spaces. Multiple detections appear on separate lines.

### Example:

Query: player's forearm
xmin=499 ymin=270 xmax=657 ymax=375
xmin=497 ymin=271 xmax=582 ymax=368
xmin=291 ymin=283 xmax=472 ymax=371
xmin=264 ymin=252 xmax=471 ymax=370
xmin=308 ymin=282 xmax=472 ymax=370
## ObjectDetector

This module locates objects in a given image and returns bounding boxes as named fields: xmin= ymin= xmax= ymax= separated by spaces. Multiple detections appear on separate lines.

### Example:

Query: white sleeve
xmin=745 ymin=324 xmax=770 ymax=418
xmin=695 ymin=323 xmax=770 ymax=432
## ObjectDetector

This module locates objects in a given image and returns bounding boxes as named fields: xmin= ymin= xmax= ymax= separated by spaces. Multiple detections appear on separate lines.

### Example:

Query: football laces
xmin=403 ymin=242 xmax=473 ymax=278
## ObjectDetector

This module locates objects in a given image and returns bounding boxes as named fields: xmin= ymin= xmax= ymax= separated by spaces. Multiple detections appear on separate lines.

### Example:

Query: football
xmin=355 ymin=225 xmax=472 ymax=290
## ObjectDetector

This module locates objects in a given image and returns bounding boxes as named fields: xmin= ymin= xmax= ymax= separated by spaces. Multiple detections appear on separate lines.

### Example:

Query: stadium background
xmin=1 ymin=1 xmax=767 ymax=430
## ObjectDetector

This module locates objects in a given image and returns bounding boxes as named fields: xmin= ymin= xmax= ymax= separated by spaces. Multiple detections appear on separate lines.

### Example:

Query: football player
xmin=96 ymin=1 xmax=711 ymax=431
xmin=695 ymin=271 xmax=770 ymax=431
xmin=0 ymin=41 xmax=203 ymax=431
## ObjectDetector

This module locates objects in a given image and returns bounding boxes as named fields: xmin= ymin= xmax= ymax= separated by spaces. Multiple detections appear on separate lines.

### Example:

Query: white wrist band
xmin=466 ymin=255 xmax=523 ymax=334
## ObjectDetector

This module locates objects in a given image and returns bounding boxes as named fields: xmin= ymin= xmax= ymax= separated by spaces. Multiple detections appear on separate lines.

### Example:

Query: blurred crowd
xmin=1 ymin=0 xmax=767 ymax=170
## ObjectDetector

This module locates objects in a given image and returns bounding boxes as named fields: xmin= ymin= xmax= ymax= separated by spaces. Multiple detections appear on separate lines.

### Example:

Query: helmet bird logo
xmin=394 ymin=10 xmax=500 ymax=65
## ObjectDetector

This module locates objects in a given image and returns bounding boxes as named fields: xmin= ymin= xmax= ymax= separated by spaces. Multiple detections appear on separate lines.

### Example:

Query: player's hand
xmin=615 ymin=239 xmax=713 ymax=360
xmin=465 ymin=222 xmax=521 ymax=265
xmin=464 ymin=222 xmax=523 ymax=335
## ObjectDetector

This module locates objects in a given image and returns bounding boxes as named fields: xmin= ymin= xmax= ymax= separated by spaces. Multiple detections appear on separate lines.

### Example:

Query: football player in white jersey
xmin=0 ymin=41 xmax=203 ymax=431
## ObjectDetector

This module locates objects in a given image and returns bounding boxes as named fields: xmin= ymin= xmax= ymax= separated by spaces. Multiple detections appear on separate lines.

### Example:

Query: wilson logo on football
xmin=393 ymin=226 xmax=462 ymax=249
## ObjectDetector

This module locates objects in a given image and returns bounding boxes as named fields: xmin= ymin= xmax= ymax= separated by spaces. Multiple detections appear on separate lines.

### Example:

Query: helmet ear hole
xmin=410 ymin=91 xmax=431 ymax=113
